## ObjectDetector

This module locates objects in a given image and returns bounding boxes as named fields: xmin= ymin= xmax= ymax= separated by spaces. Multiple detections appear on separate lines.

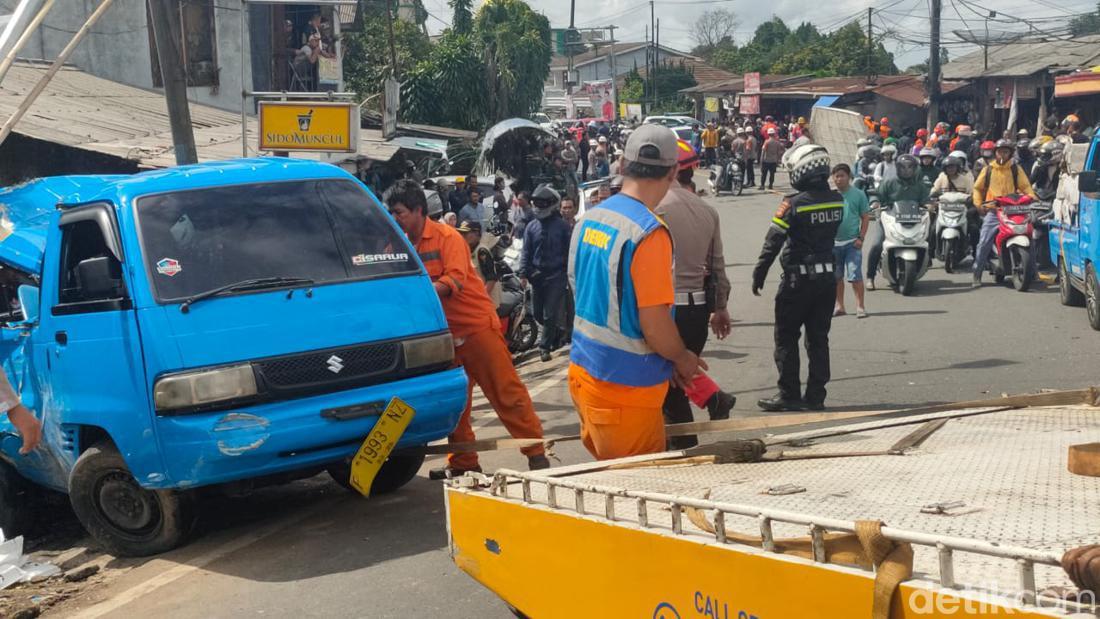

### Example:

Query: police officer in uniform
xmin=751 ymin=144 xmax=844 ymax=412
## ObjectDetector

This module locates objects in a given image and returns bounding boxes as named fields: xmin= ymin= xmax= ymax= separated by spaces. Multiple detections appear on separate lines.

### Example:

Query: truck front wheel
xmin=327 ymin=451 xmax=426 ymax=496
xmin=0 ymin=459 xmax=32 ymax=537
xmin=69 ymin=443 xmax=195 ymax=557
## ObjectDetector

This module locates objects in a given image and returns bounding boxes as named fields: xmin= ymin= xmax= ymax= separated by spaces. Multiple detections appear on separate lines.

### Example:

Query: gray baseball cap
xmin=624 ymin=124 xmax=678 ymax=167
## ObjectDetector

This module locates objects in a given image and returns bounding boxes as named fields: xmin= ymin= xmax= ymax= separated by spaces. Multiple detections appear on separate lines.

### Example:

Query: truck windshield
xmin=136 ymin=179 xmax=420 ymax=302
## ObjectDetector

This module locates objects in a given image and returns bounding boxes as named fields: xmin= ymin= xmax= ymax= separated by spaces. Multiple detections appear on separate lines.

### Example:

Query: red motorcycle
xmin=985 ymin=194 xmax=1037 ymax=291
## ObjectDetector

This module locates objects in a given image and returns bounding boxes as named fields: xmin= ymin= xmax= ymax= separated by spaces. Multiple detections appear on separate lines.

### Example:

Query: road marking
xmin=472 ymin=364 xmax=571 ymax=429
xmin=66 ymin=498 xmax=342 ymax=619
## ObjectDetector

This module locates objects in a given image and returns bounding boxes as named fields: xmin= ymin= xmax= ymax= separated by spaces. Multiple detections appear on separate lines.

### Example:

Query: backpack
xmin=976 ymin=162 xmax=1020 ymax=201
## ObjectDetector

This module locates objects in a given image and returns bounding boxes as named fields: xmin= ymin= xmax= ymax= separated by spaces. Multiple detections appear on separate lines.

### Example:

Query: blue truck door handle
xmin=54 ymin=331 xmax=67 ymax=346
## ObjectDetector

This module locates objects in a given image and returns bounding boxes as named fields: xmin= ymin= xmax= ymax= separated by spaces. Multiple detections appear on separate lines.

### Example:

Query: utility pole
xmin=650 ymin=0 xmax=655 ymax=111
xmin=866 ymin=7 xmax=873 ymax=84
xmin=385 ymin=0 xmax=399 ymax=80
xmin=148 ymin=0 xmax=197 ymax=165
xmin=655 ymin=18 xmax=660 ymax=110
xmin=983 ymin=11 xmax=996 ymax=70
xmin=608 ymin=24 xmax=618 ymax=120
xmin=928 ymin=0 xmax=942 ymax=130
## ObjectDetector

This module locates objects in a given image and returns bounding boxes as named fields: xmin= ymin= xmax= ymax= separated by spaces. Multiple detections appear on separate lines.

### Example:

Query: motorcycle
xmin=934 ymin=191 xmax=970 ymax=273
xmin=488 ymin=216 xmax=539 ymax=354
xmin=878 ymin=200 xmax=931 ymax=296
xmin=985 ymin=194 xmax=1043 ymax=292
xmin=498 ymin=272 xmax=538 ymax=354
xmin=709 ymin=154 xmax=744 ymax=197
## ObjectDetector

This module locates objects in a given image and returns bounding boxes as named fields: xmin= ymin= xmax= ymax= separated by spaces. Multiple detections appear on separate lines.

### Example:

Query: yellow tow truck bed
xmin=445 ymin=406 xmax=1100 ymax=618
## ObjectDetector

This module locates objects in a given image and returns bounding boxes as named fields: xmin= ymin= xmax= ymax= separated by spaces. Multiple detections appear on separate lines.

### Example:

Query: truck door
xmin=1064 ymin=141 xmax=1100 ymax=280
xmin=37 ymin=205 xmax=162 ymax=485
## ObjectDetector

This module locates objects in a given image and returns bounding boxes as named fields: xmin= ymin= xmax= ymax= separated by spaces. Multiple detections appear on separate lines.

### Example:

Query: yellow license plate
xmin=349 ymin=397 xmax=416 ymax=497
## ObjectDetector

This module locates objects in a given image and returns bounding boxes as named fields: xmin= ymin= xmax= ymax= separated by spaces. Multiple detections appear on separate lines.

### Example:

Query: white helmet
xmin=948 ymin=150 xmax=968 ymax=167
xmin=785 ymin=144 xmax=831 ymax=191
xmin=881 ymin=144 xmax=897 ymax=157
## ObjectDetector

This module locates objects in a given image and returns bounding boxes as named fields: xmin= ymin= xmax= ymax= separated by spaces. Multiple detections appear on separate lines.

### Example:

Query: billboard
xmin=258 ymin=101 xmax=359 ymax=153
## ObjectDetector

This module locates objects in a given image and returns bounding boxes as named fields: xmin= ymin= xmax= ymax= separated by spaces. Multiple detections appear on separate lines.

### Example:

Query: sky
xmin=422 ymin=0 xmax=1100 ymax=71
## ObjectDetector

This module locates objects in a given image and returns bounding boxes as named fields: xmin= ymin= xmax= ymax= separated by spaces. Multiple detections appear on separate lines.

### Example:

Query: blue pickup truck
xmin=1050 ymin=137 xmax=1100 ymax=330
xmin=0 ymin=159 xmax=468 ymax=555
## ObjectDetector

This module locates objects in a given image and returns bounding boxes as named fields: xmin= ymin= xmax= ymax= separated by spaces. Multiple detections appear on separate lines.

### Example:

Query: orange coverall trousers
xmin=568 ymin=364 xmax=668 ymax=461
xmin=448 ymin=327 xmax=545 ymax=470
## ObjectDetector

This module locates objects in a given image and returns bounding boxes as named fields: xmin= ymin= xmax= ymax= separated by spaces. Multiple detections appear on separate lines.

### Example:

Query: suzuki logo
xmin=326 ymin=355 xmax=345 ymax=374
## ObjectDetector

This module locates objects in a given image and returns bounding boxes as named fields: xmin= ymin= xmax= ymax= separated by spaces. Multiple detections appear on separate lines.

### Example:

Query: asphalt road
xmin=48 ymin=173 xmax=1100 ymax=618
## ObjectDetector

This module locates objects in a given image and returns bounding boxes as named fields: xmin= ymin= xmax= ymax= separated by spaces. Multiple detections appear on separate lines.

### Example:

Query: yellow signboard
xmin=258 ymin=101 xmax=358 ymax=153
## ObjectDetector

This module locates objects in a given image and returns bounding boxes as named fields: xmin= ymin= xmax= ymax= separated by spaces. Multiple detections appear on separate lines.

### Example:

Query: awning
xmin=813 ymin=95 xmax=840 ymax=108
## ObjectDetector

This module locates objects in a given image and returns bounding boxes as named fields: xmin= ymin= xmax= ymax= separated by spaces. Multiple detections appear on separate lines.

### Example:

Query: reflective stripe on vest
xmin=568 ymin=195 xmax=673 ymax=387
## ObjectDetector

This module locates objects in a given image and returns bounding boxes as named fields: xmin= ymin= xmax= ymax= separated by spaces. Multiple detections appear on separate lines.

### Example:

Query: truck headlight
xmin=154 ymin=364 xmax=258 ymax=411
xmin=403 ymin=333 xmax=454 ymax=369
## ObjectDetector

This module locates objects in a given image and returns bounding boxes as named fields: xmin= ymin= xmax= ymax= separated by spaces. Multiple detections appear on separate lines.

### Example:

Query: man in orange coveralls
xmin=567 ymin=125 xmax=709 ymax=460
xmin=384 ymin=180 xmax=550 ymax=479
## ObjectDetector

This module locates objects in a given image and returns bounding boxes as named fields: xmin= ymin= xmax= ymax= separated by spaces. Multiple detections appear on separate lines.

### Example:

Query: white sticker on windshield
xmin=352 ymin=253 xmax=409 ymax=266
xmin=156 ymin=258 xmax=182 ymax=277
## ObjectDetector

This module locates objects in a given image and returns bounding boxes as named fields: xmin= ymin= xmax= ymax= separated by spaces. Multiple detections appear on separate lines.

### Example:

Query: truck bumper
xmin=148 ymin=368 xmax=468 ymax=489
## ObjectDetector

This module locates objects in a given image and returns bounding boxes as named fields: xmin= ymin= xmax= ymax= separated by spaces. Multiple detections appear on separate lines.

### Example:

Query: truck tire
xmin=1060 ymin=259 xmax=1086 ymax=307
xmin=327 ymin=452 xmax=426 ymax=497
xmin=69 ymin=443 xmax=195 ymax=557
xmin=1087 ymin=264 xmax=1100 ymax=332
xmin=0 ymin=460 xmax=32 ymax=537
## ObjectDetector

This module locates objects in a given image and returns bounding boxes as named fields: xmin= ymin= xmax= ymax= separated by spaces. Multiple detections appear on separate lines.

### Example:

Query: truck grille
xmin=255 ymin=342 xmax=401 ymax=390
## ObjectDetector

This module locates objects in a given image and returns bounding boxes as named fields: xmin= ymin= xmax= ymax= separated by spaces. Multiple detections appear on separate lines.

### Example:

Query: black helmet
xmin=531 ymin=184 xmax=561 ymax=219
xmin=896 ymin=154 xmax=918 ymax=180
xmin=942 ymin=155 xmax=963 ymax=172
xmin=994 ymin=138 xmax=1015 ymax=154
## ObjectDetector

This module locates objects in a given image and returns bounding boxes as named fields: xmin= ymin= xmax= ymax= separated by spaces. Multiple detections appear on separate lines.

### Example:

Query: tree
xmin=344 ymin=11 xmax=432 ymax=99
xmin=474 ymin=0 xmax=552 ymax=123
xmin=451 ymin=0 xmax=474 ymax=35
xmin=1070 ymin=2 xmax=1100 ymax=36
xmin=690 ymin=9 xmax=738 ymax=59
xmin=904 ymin=48 xmax=950 ymax=75
xmin=713 ymin=18 xmax=898 ymax=77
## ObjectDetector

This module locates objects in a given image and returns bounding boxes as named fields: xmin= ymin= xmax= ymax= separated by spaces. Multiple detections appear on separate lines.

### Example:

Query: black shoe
xmin=428 ymin=465 xmax=483 ymax=481
xmin=757 ymin=394 xmax=805 ymax=412
xmin=527 ymin=454 xmax=551 ymax=471
xmin=804 ymin=400 xmax=826 ymax=411
xmin=539 ymin=350 xmax=552 ymax=362
xmin=706 ymin=391 xmax=736 ymax=421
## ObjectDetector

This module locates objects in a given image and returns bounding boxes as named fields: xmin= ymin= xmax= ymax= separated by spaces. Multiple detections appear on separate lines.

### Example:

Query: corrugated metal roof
xmin=551 ymin=43 xmax=697 ymax=69
xmin=679 ymin=74 xmax=809 ymax=95
xmin=942 ymin=35 xmax=1100 ymax=80
xmin=0 ymin=60 xmax=399 ymax=167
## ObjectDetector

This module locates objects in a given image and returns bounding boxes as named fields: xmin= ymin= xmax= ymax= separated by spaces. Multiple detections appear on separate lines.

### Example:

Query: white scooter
xmin=934 ymin=191 xmax=970 ymax=274
xmin=879 ymin=200 xmax=931 ymax=296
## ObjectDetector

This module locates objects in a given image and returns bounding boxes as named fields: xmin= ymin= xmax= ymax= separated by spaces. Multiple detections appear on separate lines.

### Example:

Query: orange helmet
xmin=676 ymin=139 xmax=699 ymax=170
xmin=880 ymin=117 xmax=889 ymax=125
xmin=917 ymin=128 xmax=928 ymax=138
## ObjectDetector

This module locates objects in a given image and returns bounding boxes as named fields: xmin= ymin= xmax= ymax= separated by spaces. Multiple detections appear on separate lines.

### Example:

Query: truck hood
xmin=138 ymin=275 xmax=446 ymax=371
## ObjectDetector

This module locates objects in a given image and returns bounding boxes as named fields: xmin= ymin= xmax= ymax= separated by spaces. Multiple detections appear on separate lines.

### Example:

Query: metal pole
xmin=608 ymin=25 xmax=617 ymax=121
xmin=649 ymin=0 xmax=655 ymax=111
xmin=929 ymin=0 xmax=942 ymax=130
xmin=654 ymin=17 xmax=659 ymax=110
xmin=385 ymin=0 xmax=398 ymax=80
xmin=866 ymin=7 xmax=872 ymax=84
xmin=0 ymin=0 xmax=116 ymax=147
xmin=241 ymin=0 xmax=248 ymax=156
xmin=149 ymin=0 xmax=198 ymax=165
xmin=0 ymin=0 xmax=56 ymax=86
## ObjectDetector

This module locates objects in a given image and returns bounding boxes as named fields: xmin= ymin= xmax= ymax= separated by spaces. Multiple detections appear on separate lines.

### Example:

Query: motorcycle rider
xmin=854 ymin=142 xmax=880 ymax=185
xmin=752 ymin=144 xmax=844 ymax=412
xmin=1015 ymin=128 xmax=1034 ymax=172
xmin=973 ymin=140 xmax=996 ymax=177
xmin=1030 ymin=140 xmax=1064 ymax=201
xmin=917 ymin=147 xmax=940 ymax=189
xmin=971 ymin=139 xmax=1037 ymax=288
xmin=865 ymin=154 xmax=930 ymax=290
xmin=520 ymin=184 xmax=572 ymax=361
xmin=874 ymin=144 xmax=898 ymax=186
xmin=459 ymin=220 xmax=502 ymax=308
xmin=931 ymin=155 xmax=975 ymax=198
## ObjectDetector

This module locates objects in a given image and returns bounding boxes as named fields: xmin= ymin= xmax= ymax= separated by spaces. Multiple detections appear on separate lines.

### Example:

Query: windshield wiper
xmin=179 ymin=277 xmax=315 ymax=313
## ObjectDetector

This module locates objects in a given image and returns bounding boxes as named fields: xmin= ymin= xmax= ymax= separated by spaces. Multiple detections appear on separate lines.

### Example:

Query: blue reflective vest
xmin=568 ymin=194 xmax=673 ymax=387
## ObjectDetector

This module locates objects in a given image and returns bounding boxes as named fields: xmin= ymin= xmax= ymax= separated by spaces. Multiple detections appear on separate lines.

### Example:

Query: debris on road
xmin=0 ymin=531 xmax=61 ymax=590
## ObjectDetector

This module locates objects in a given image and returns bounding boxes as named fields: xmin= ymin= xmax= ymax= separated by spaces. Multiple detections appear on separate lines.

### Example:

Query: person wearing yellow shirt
xmin=971 ymin=139 xmax=1037 ymax=288
xmin=701 ymin=121 xmax=720 ymax=167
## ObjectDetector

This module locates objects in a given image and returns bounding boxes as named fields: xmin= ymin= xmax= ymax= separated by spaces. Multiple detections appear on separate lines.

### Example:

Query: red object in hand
xmin=684 ymin=372 xmax=720 ymax=408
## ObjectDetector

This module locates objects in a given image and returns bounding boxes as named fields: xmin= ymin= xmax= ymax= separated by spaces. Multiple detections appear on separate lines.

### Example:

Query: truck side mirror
xmin=1079 ymin=170 xmax=1098 ymax=194
xmin=76 ymin=256 xmax=122 ymax=298
xmin=14 ymin=285 xmax=39 ymax=325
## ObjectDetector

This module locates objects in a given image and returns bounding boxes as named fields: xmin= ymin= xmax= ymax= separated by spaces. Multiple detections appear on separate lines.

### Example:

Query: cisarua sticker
xmin=156 ymin=258 xmax=182 ymax=277
xmin=352 ymin=253 xmax=409 ymax=266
